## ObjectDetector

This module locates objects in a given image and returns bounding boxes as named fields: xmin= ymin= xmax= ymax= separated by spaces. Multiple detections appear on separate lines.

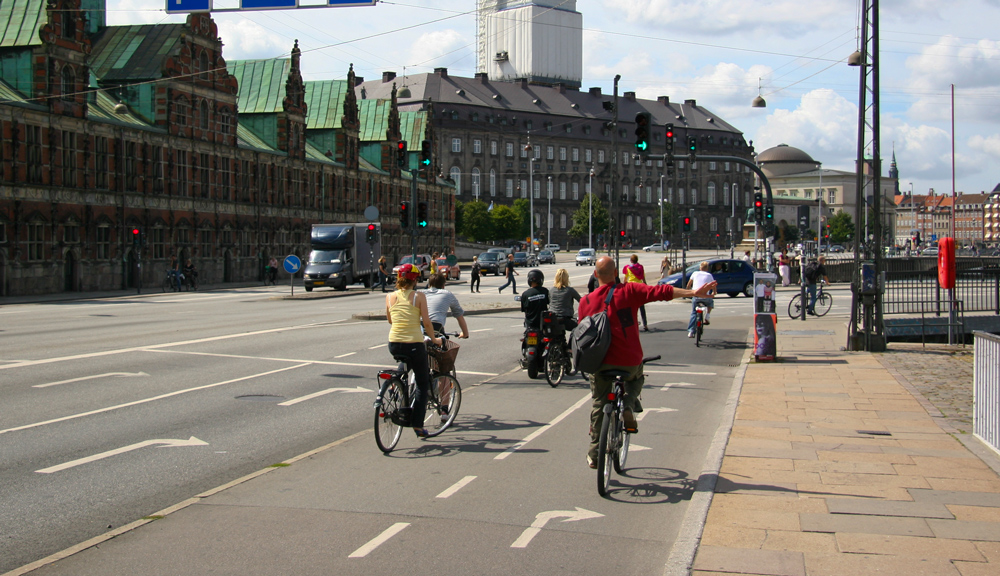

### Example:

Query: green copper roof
xmin=304 ymin=79 xmax=348 ymax=130
xmin=229 ymin=59 xmax=289 ymax=114
xmin=0 ymin=0 xmax=45 ymax=47
xmin=236 ymin=123 xmax=277 ymax=152
xmin=400 ymin=110 xmax=427 ymax=145
xmin=87 ymin=90 xmax=151 ymax=127
xmin=90 ymin=24 xmax=185 ymax=81
xmin=358 ymin=99 xmax=390 ymax=142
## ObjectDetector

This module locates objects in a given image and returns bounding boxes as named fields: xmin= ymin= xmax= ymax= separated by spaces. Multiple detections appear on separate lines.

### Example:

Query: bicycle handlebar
xmin=643 ymin=355 xmax=661 ymax=364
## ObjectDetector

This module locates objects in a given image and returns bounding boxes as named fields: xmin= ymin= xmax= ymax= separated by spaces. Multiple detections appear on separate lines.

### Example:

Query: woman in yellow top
xmin=386 ymin=263 xmax=442 ymax=437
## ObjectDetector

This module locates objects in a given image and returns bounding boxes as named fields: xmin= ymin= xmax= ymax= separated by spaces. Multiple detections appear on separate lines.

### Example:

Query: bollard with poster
xmin=753 ymin=272 xmax=778 ymax=361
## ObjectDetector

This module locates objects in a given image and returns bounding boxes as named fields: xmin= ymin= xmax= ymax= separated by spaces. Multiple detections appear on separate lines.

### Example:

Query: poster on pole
xmin=753 ymin=272 xmax=777 ymax=314
xmin=754 ymin=313 xmax=777 ymax=361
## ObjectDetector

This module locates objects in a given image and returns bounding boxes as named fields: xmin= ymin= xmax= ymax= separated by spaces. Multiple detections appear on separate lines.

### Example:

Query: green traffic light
xmin=635 ymin=142 xmax=648 ymax=151
xmin=420 ymin=159 xmax=430 ymax=166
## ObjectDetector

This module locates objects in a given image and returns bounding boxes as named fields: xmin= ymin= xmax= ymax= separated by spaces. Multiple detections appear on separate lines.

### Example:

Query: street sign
xmin=241 ymin=0 xmax=296 ymax=9
xmin=166 ymin=0 xmax=374 ymax=13
xmin=165 ymin=0 xmax=210 ymax=13
xmin=283 ymin=255 xmax=301 ymax=274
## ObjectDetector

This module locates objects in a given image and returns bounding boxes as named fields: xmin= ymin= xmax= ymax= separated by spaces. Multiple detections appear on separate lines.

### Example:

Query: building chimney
xmin=382 ymin=71 xmax=396 ymax=83
xmin=685 ymin=99 xmax=697 ymax=107
xmin=520 ymin=78 xmax=529 ymax=89
xmin=475 ymin=72 xmax=489 ymax=84
xmin=589 ymin=87 xmax=602 ymax=97
xmin=657 ymin=96 xmax=670 ymax=105
xmin=623 ymin=91 xmax=636 ymax=101
xmin=555 ymin=83 xmax=566 ymax=94
xmin=434 ymin=67 xmax=448 ymax=78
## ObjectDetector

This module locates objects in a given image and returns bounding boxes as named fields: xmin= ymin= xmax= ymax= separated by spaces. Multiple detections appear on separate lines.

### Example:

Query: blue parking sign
xmin=165 ymin=0 xmax=211 ymax=13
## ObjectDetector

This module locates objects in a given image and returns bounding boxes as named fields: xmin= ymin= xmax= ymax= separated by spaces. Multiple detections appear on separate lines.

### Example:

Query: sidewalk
xmin=692 ymin=313 xmax=1000 ymax=576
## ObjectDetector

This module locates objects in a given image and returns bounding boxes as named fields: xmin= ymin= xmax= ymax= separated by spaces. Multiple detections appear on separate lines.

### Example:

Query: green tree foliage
xmin=827 ymin=211 xmax=854 ymax=243
xmin=512 ymin=198 xmax=532 ymax=241
xmin=461 ymin=201 xmax=494 ymax=242
xmin=568 ymin=194 xmax=610 ymax=241
xmin=491 ymin=205 xmax=521 ymax=241
xmin=454 ymin=200 xmax=465 ymax=238
xmin=658 ymin=202 xmax=679 ymax=237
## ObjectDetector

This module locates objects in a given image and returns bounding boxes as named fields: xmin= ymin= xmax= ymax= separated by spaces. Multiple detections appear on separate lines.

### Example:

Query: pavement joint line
xmin=663 ymin=326 xmax=752 ymax=576
xmin=1 ymin=428 xmax=370 ymax=576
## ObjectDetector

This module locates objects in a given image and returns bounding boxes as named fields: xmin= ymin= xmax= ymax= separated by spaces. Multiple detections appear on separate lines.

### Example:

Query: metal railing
xmin=974 ymin=331 xmax=1000 ymax=456
xmin=883 ymin=268 xmax=1000 ymax=315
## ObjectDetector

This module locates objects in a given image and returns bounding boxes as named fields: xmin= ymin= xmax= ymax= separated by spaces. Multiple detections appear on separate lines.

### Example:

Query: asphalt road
xmin=0 ymin=255 xmax=754 ymax=574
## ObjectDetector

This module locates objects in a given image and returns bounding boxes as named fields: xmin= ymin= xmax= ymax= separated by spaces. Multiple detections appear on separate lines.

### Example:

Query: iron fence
xmin=882 ymin=268 xmax=1000 ymax=315
xmin=974 ymin=331 xmax=1000 ymax=456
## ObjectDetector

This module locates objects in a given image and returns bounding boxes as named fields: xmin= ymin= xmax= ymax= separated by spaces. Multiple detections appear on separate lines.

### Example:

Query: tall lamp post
xmin=525 ymin=140 xmax=534 ymax=255
xmin=816 ymin=164 xmax=824 ymax=255
xmin=547 ymin=175 xmax=552 ymax=247
xmin=588 ymin=167 xmax=595 ymax=249
xmin=659 ymin=174 xmax=664 ymax=249
xmin=730 ymin=183 xmax=737 ymax=258
xmin=909 ymin=181 xmax=915 ymax=250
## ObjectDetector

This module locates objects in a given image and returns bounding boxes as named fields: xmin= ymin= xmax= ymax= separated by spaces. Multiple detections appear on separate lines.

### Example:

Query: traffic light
xmin=131 ymin=227 xmax=141 ymax=245
xmin=634 ymin=112 xmax=652 ymax=154
xmin=417 ymin=201 xmax=429 ymax=228
xmin=682 ymin=216 xmax=692 ymax=233
xmin=764 ymin=205 xmax=774 ymax=235
xmin=619 ymin=230 xmax=626 ymax=237
xmin=400 ymin=201 xmax=410 ymax=228
xmin=396 ymin=141 xmax=407 ymax=168
xmin=664 ymin=123 xmax=674 ymax=158
xmin=753 ymin=192 xmax=764 ymax=222
xmin=687 ymin=135 xmax=697 ymax=162
xmin=419 ymin=140 xmax=432 ymax=179
xmin=365 ymin=223 xmax=377 ymax=244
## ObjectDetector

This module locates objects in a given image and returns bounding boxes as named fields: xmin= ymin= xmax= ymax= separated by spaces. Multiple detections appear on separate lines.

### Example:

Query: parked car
xmin=921 ymin=247 xmax=939 ymax=256
xmin=576 ymin=248 xmax=597 ymax=266
xmin=658 ymin=258 xmax=755 ymax=297
xmin=477 ymin=252 xmax=503 ymax=275
xmin=828 ymin=245 xmax=845 ymax=253
xmin=544 ymin=243 xmax=561 ymax=252
xmin=487 ymin=247 xmax=511 ymax=257
xmin=394 ymin=254 xmax=432 ymax=282
xmin=513 ymin=252 xmax=530 ymax=267
xmin=435 ymin=258 xmax=461 ymax=280
xmin=538 ymin=249 xmax=556 ymax=264
xmin=643 ymin=242 xmax=669 ymax=252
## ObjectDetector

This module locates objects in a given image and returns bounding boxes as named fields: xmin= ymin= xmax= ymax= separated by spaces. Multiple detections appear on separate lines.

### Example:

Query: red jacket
xmin=578 ymin=281 xmax=676 ymax=366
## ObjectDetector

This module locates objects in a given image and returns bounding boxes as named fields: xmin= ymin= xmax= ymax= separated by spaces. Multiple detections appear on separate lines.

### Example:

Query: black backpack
xmin=804 ymin=262 xmax=820 ymax=283
xmin=571 ymin=285 xmax=616 ymax=374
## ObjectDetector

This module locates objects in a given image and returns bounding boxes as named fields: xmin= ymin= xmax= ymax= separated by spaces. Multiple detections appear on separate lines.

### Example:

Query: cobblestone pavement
xmin=878 ymin=343 xmax=975 ymax=434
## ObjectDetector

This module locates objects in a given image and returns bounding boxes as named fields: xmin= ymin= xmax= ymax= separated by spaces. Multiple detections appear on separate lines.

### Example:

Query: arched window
xmin=723 ymin=183 xmax=730 ymax=206
xmin=489 ymin=169 xmax=496 ymax=196
xmin=707 ymin=182 xmax=717 ymax=205
xmin=691 ymin=188 xmax=699 ymax=205
xmin=200 ymin=52 xmax=210 ymax=79
xmin=471 ymin=168 xmax=481 ymax=197
xmin=61 ymin=66 xmax=75 ymax=101
xmin=449 ymin=167 xmax=461 ymax=192
xmin=678 ymin=188 xmax=685 ymax=204
xmin=710 ymin=216 xmax=718 ymax=232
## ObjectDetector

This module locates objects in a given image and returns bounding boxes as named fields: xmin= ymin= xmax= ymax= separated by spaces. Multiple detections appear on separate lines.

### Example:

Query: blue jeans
xmin=499 ymin=274 xmax=517 ymax=293
xmin=688 ymin=298 xmax=714 ymax=333
xmin=807 ymin=284 xmax=818 ymax=312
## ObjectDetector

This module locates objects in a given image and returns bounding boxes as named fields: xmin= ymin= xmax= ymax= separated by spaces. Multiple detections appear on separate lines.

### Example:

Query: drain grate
xmin=857 ymin=430 xmax=892 ymax=436
xmin=236 ymin=394 xmax=285 ymax=402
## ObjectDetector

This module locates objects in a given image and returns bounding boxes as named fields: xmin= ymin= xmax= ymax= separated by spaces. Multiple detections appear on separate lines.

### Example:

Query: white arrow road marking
xmin=36 ymin=436 xmax=208 ymax=474
xmin=436 ymin=475 xmax=477 ymax=499
xmin=349 ymin=523 xmax=409 ymax=558
xmin=511 ymin=507 xmax=604 ymax=548
xmin=32 ymin=371 xmax=149 ymax=389
xmin=279 ymin=387 xmax=370 ymax=406
xmin=635 ymin=407 xmax=678 ymax=421
xmin=629 ymin=444 xmax=652 ymax=451
xmin=659 ymin=382 xmax=697 ymax=391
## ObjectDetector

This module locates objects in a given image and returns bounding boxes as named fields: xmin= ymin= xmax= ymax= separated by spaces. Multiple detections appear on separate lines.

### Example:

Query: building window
xmin=724 ymin=162 xmax=731 ymax=171
xmin=520 ymin=179 xmax=527 ymax=198
xmin=451 ymin=138 xmax=461 ymax=153
xmin=584 ymin=149 xmax=592 ymax=163
xmin=506 ymin=142 xmax=514 ymax=157
xmin=626 ymin=215 xmax=633 ymax=230
xmin=63 ymin=221 xmax=79 ymax=244
xmin=176 ymin=151 xmax=189 ymax=196
xmin=200 ymin=228 xmax=213 ymax=257
xmin=151 ymin=227 xmax=166 ymax=259
xmin=598 ymin=150 xmax=605 ymax=163
xmin=708 ymin=161 xmax=717 ymax=171
xmin=646 ymin=187 xmax=652 ymax=204
xmin=125 ymin=141 xmax=138 ymax=191
xmin=621 ymin=151 xmax=629 ymax=165
xmin=678 ymin=188 xmax=685 ymax=204
xmin=96 ymin=225 xmax=111 ymax=259
xmin=572 ymin=182 xmax=579 ymax=200
xmin=26 ymin=125 xmax=42 ymax=184
xmin=95 ymin=136 xmax=108 ymax=189
xmin=200 ymin=100 xmax=209 ymax=130
xmin=559 ymin=147 xmax=567 ymax=161
xmin=62 ymin=131 xmax=76 ymax=185
xmin=707 ymin=182 xmax=717 ymax=205
xmin=560 ymin=213 xmax=567 ymax=229
xmin=506 ymin=178 xmax=514 ymax=197
xmin=490 ymin=140 xmax=498 ymax=155
xmin=623 ymin=185 xmax=629 ymax=201
xmin=647 ymin=216 xmax=653 ymax=230
xmin=559 ymin=181 xmax=566 ymax=200
xmin=61 ymin=66 xmax=75 ymax=101
xmin=710 ymin=217 xmax=718 ymax=232
xmin=489 ymin=169 xmax=496 ymax=196
xmin=546 ymin=146 xmax=554 ymax=160
xmin=691 ymin=188 xmax=698 ymax=205
xmin=471 ymin=168 xmax=481 ymax=197
xmin=26 ymin=222 xmax=44 ymax=261
xmin=572 ymin=148 xmax=579 ymax=162
xmin=533 ymin=180 xmax=541 ymax=199
xmin=450 ymin=167 xmax=462 ymax=192
xmin=520 ymin=145 xmax=528 ymax=159
xmin=473 ymin=139 xmax=482 ymax=154
xmin=829 ymin=190 xmax=836 ymax=203
xmin=533 ymin=147 xmax=541 ymax=160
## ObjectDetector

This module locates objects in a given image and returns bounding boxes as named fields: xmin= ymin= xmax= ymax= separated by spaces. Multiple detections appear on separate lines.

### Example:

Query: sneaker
xmin=623 ymin=408 xmax=638 ymax=433
xmin=807 ymin=310 xmax=817 ymax=316
xmin=498 ymin=287 xmax=503 ymax=293
xmin=587 ymin=455 xmax=597 ymax=469
xmin=688 ymin=331 xmax=695 ymax=338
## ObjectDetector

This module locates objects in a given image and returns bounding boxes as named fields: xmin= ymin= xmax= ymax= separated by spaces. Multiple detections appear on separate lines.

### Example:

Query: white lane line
xmin=470 ymin=328 xmax=494 ymax=333
xmin=495 ymin=393 xmax=591 ymax=461
xmin=335 ymin=352 xmax=357 ymax=358
xmin=278 ymin=387 xmax=370 ymax=406
xmin=348 ymin=523 xmax=410 ymax=558
xmin=367 ymin=343 xmax=388 ymax=350
xmin=36 ymin=436 xmax=208 ymax=474
xmin=0 ymin=320 xmax=351 ymax=371
xmin=436 ymin=475 xmax=477 ymax=499
xmin=635 ymin=407 xmax=678 ymax=421
xmin=0 ymin=364 xmax=310 ymax=436
xmin=509 ymin=324 xmax=524 ymax=328
xmin=629 ymin=444 xmax=652 ymax=451
xmin=658 ymin=382 xmax=697 ymax=391
xmin=33 ymin=371 xmax=149 ymax=389
xmin=645 ymin=370 xmax=716 ymax=375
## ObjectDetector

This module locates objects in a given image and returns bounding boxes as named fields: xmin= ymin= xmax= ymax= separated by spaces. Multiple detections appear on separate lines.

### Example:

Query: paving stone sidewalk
xmin=692 ymin=317 xmax=1000 ymax=576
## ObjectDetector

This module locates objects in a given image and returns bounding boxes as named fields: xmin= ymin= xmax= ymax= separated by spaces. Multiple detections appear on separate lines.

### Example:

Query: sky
xmin=108 ymin=0 xmax=1000 ymax=197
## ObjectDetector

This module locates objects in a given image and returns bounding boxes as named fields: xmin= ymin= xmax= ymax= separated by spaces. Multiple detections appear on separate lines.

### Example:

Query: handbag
xmin=570 ymin=285 xmax=615 ymax=374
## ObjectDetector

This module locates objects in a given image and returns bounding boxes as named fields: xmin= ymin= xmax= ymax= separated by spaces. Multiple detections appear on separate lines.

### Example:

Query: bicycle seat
xmin=598 ymin=369 xmax=631 ymax=380
xmin=391 ymin=355 xmax=410 ymax=364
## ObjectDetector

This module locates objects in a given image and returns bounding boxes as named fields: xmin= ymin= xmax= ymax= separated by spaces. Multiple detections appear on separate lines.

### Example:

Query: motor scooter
xmin=515 ymin=295 xmax=544 ymax=379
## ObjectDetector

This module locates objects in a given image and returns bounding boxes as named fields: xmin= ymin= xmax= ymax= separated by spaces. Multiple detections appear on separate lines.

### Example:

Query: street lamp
xmin=816 ymin=163 xmax=823 ymax=255
xmin=730 ymin=182 xmax=737 ymax=258
xmin=588 ymin=167 xmax=595 ymax=249
xmin=909 ymin=182 xmax=915 ymax=251
xmin=547 ymin=175 xmax=552 ymax=247
xmin=658 ymin=174 xmax=664 ymax=250
xmin=525 ymin=140 xmax=534 ymax=254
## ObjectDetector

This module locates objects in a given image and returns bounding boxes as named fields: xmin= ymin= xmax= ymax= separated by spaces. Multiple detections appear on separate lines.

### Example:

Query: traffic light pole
xmin=410 ymin=170 xmax=418 ymax=262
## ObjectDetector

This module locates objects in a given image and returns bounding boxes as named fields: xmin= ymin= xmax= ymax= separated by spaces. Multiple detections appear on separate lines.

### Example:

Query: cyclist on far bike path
xmin=385 ymin=264 xmax=442 ymax=438
xmin=579 ymin=256 xmax=716 ymax=468
xmin=686 ymin=261 xmax=717 ymax=338
xmin=804 ymin=255 xmax=831 ymax=315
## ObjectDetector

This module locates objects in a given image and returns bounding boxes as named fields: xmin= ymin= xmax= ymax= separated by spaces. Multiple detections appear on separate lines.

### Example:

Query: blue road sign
xmin=328 ymin=0 xmax=376 ymax=5
xmin=283 ymin=255 xmax=301 ymax=274
xmin=165 ymin=0 xmax=210 ymax=13
xmin=242 ymin=0 xmax=295 ymax=8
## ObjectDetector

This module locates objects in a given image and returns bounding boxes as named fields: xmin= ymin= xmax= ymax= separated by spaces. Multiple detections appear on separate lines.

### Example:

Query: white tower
xmin=477 ymin=0 xmax=583 ymax=88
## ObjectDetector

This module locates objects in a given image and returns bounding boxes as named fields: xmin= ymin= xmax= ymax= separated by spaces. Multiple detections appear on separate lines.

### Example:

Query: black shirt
xmin=471 ymin=261 xmax=481 ymax=278
xmin=505 ymin=260 xmax=516 ymax=277
xmin=520 ymin=286 xmax=550 ymax=329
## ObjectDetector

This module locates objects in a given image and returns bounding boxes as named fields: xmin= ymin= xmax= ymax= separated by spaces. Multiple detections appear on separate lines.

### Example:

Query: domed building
xmin=755 ymin=144 xmax=897 ymax=248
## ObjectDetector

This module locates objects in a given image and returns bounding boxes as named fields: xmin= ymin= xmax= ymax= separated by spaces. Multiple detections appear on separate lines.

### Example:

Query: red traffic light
xmin=397 ymin=141 xmax=405 ymax=151
xmin=132 ymin=228 xmax=140 ymax=235
xmin=619 ymin=230 xmax=626 ymax=237
xmin=367 ymin=224 xmax=376 ymax=231
xmin=683 ymin=217 xmax=691 ymax=224
xmin=665 ymin=129 xmax=674 ymax=139
xmin=754 ymin=200 xmax=763 ymax=208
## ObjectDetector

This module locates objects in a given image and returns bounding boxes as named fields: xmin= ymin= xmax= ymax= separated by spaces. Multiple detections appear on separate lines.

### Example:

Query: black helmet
xmin=527 ymin=269 xmax=544 ymax=286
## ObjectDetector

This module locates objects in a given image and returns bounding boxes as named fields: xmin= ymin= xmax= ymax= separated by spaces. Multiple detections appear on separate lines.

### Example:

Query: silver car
xmin=575 ymin=248 xmax=596 ymax=266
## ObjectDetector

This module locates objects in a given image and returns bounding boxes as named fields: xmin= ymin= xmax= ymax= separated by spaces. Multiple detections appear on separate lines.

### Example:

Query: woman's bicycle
xmin=541 ymin=312 xmax=573 ymax=387
xmin=596 ymin=355 xmax=660 ymax=497
xmin=161 ymin=270 xmax=183 ymax=292
xmin=373 ymin=332 xmax=463 ymax=453
xmin=787 ymin=284 xmax=832 ymax=319
xmin=693 ymin=301 xmax=710 ymax=347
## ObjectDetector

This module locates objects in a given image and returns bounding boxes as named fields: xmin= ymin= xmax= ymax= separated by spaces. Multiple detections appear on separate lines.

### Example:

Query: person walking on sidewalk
xmin=623 ymin=254 xmax=650 ymax=331
xmin=805 ymin=255 xmax=830 ymax=315
xmin=579 ymin=256 xmax=716 ymax=468
xmin=470 ymin=255 xmax=482 ymax=293
xmin=377 ymin=256 xmax=390 ymax=293
xmin=498 ymin=253 xmax=519 ymax=294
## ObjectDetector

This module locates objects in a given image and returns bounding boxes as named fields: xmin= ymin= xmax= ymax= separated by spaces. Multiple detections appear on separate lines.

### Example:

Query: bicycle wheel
xmin=422 ymin=374 xmax=462 ymax=437
xmin=614 ymin=419 xmax=630 ymax=473
xmin=815 ymin=292 xmax=833 ymax=316
xmin=695 ymin=313 xmax=703 ymax=347
xmin=545 ymin=345 xmax=565 ymax=388
xmin=161 ymin=277 xmax=172 ymax=293
xmin=787 ymin=294 xmax=803 ymax=319
xmin=597 ymin=408 xmax=618 ymax=497
xmin=374 ymin=379 xmax=407 ymax=453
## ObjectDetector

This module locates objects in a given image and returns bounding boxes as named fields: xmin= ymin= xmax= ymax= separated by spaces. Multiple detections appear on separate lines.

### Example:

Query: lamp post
xmin=525 ymin=140 xmax=534 ymax=255
xmin=658 ymin=174 xmax=664 ymax=249
xmin=909 ymin=182 xmax=915 ymax=251
xmin=730 ymin=183 xmax=737 ymax=258
xmin=588 ymin=167 xmax=595 ymax=249
xmin=816 ymin=164 xmax=823 ymax=255
xmin=547 ymin=175 xmax=552 ymax=247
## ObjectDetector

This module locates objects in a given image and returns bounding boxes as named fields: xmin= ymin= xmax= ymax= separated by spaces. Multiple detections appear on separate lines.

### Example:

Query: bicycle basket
xmin=429 ymin=339 xmax=460 ymax=374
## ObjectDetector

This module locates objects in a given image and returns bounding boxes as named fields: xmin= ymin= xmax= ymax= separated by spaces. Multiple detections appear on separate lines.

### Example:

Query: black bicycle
xmin=541 ymin=312 xmax=573 ymax=387
xmin=373 ymin=333 xmax=463 ymax=453
xmin=693 ymin=301 xmax=710 ymax=347
xmin=596 ymin=355 xmax=660 ymax=497
xmin=788 ymin=284 xmax=832 ymax=318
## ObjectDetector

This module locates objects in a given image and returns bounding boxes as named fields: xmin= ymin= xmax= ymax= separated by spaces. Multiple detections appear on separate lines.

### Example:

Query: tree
xmin=512 ymin=198 xmax=532 ymax=242
xmin=658 ymin=202 xmax=679 ymax=238
xmin=454 ymin=200 xmax=465 ymax=239
xmin=568 ymin=194 xmax=610 ymax=242
xmin=827 ymin=211 xmax=854 ymax=244
xmin=491 ymin=205 xmax=521 ymax=242
xmin=461 ymin=201 xmax=494 ymax=242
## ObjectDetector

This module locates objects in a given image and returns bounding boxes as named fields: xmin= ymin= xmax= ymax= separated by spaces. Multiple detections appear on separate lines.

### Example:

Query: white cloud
xmin=408 ymin=29 xmax=470 ymax=70
xmin=970 ymin=134 xmax=1000 ymax=159
xmin=218 ymin=20 xmax=289 ymax=61
xmin=606 ymin=0 xmax=848 ymax=37
xmin=906 ymin=36 xmax=1000 ymax=91
xmin=753 ymin=89 xmax=857 ymax=167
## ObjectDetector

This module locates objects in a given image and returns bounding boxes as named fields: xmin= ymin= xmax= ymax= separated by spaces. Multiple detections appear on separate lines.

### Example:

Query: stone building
xmin=0 ymin=0 xmax=451 ymax=297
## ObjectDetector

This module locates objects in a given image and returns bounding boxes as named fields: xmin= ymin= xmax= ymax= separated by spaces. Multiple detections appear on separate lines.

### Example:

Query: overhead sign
xmin=166 ymin=0 xmax=375 ymax=13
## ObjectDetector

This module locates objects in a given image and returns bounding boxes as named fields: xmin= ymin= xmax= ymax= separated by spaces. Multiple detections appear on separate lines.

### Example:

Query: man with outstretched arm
xmin=578 ymin=256 xmax=717 ymax=469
